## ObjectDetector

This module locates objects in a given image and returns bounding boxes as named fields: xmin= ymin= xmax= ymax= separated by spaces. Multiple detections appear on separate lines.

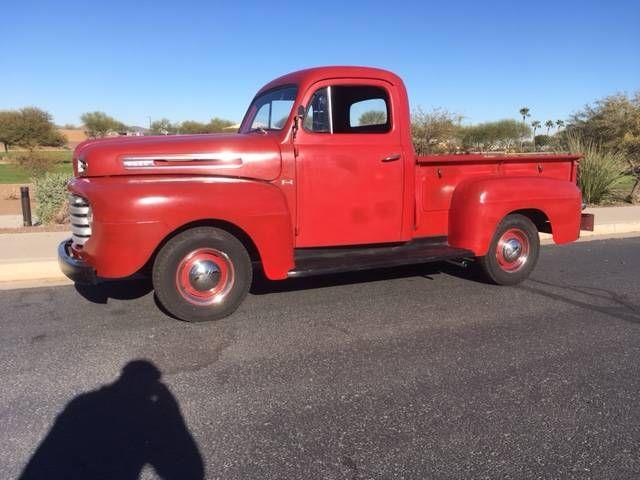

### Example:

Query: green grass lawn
xmin=0 ymin=150 xmax=73 ymax=184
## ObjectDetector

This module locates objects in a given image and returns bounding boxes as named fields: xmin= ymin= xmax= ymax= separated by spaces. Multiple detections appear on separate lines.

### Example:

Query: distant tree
xmin=531 ymin=120 xmax=541 ymax=149
xmin=81 ymin=111 xmax=125 ymax=138
xmin=0 ymin=110 xmax=22 ymax=152
xmin=358 ymin=110 xmax=387 ymax=126
xmin=459 ymin=119 xmax=531 ymax=152
xmin=555 ymin=119 xmax=565 ymax=130
xmin=0 ymin=107 xmax=64 ymax=151
xmin=545 ymin=120 xmax=554 ymax=135
xmin=207 ymin=117 xmax=235 ymax=132
xmin=150 ymin=118 xmax=177 ymax=135
xmin=176 ymin=118 xmax=235 ymax=134
xmin=519 ymin=108 xmax=531 ymax=149
xmin=178 ymin=121 xmax=209 ymax=134
xmin=62 ymin=123 xmax=77 ymax=130
xmin=567 ymin=92 xmax=640 ymax=202
xmin=534 ymin=134 xmax=551 ymax=148
xmin=411 ymin=107 xmax=463 ymax=154
xmin=519 ymin=107 xmax=530 ymax=124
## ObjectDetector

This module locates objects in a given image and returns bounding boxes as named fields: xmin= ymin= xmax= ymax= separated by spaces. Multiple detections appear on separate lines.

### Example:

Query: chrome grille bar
xmin=69 ymin=194 xmax=92 ymax=247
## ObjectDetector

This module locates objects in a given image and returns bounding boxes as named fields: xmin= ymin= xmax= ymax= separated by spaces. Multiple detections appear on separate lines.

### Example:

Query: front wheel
xmin=152 ymin=227 xmax=252 ymax=322
xmin=478 ymin=214 xmax=539 ymax=285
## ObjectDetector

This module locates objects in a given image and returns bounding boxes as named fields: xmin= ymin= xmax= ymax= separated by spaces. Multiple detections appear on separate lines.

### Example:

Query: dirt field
xmin=0 ymin=184 xmax=33 ymax=215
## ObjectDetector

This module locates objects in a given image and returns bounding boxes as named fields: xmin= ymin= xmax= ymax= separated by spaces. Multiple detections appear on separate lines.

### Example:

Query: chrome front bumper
xmin=57 ymin=239 xmax=97 ymax=284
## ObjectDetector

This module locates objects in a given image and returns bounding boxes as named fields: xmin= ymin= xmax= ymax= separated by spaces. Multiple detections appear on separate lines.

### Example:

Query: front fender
xmin=448 ymin=176 xmax=581 ymax=256
xmin=70 ymin=176 xmax=294 ymax=280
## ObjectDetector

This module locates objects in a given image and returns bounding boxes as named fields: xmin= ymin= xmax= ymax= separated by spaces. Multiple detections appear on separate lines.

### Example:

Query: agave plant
xmin=567 ymin=133 xmax=632 ymax=205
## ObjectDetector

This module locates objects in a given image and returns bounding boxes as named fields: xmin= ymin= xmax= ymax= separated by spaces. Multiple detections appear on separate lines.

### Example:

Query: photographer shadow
xmin=19 ymin=360 xmax=204 ymax=480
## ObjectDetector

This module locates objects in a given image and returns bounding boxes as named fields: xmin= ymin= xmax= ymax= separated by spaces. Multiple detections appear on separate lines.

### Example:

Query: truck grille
xmin=69 ymin=194 xmax=92 ymax=247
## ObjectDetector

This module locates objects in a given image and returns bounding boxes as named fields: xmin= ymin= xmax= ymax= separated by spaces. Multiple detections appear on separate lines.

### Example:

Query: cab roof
xmin=256 ymin=66 xmax=404 ymax=96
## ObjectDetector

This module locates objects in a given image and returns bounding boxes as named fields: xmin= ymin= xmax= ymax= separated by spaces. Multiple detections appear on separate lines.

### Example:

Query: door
xmin=294 ymin=79 xmax=405 ymax=247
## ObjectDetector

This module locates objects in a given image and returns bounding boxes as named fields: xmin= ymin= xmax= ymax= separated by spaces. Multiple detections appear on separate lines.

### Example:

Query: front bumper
xmin=58 ymin=239 xmax=97 ymax=284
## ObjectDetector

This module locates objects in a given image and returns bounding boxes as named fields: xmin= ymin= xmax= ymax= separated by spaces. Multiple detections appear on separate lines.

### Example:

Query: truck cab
xmin=59 ymin=66 xmax=589 ymax=322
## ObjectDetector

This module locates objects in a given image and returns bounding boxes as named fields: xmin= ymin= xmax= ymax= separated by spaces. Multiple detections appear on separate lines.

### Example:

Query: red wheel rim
xmin=495 ymin=228 xmax=530 ymax=272
xmin=175 ymin=248 xmax=235 ymax=305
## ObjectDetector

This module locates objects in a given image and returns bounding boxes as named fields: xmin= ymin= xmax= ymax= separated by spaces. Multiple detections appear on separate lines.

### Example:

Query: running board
xmin=288 ymin=236 xmax=474 ymax=278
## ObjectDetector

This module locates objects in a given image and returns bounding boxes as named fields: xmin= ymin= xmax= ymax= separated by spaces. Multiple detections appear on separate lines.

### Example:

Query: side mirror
xmin=293 ymin=105 xmax=305 ymax=133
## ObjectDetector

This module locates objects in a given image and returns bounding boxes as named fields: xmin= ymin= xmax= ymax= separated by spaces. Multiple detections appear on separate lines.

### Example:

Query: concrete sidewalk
xmin=0 ymin=206 xmax=638 ymax=290
xmin=0 ymin=231 xmax=71 ymax=288
xmin=581 ymin=205 xmax=640 ymax=235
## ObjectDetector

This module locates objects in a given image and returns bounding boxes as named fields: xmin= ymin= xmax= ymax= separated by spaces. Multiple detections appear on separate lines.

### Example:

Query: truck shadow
xmin=73 ymin=263 xmax=477 ymax=302
xmin=250 ymin=261 xmax=473 ymax=294
xmin=18 ymin=359 xmax=204 ymax=480
xmin=75 ymin=275 xmax=153 ymax=304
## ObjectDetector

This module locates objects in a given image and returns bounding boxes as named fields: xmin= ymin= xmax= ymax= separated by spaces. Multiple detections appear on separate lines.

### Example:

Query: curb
xmin=0 ymin=227 xmax=638 ymax=291
xmin=0 ymin=260 xmax=72 ymax=290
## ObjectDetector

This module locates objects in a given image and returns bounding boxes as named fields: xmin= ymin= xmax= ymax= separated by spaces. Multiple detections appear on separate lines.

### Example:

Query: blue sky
xmin=1 ymin=0 xmax=638 ymax=128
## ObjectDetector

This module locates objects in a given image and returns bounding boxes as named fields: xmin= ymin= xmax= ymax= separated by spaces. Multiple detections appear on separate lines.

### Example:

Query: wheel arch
xmin=448 ymin=176 xmax=581 ymax=255
xmin=507 ymin=208 xmax=551 ymax=234
xmin=146 ymin=219 xmax=262 ymax=274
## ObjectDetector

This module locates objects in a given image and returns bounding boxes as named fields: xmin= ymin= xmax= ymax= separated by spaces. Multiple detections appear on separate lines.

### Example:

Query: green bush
xmin=568 ymin=134 xmax=632 ymax=205
xmin=15 ymin=151 xmax=58 ymax=177
xmin=33 ymin=172 xmax=72 ymax=224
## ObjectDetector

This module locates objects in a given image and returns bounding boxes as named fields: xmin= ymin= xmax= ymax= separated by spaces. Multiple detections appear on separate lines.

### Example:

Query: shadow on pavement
xmin=19 ymin=360 xmax=204 ymax=480
xmin=72 ymin=261 xmax=479 ymax=301
xmin=520 ymin=279 xmax=640 ymax=325
xmin=250 ymin=261 xmax=476 ymax=295
xmin=75 ymin=276 xmax=153 ymax=304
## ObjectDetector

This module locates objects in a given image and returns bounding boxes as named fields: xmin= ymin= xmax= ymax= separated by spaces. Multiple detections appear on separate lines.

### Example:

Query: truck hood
xmin=74 ymin=133 xmax=282 ymax=181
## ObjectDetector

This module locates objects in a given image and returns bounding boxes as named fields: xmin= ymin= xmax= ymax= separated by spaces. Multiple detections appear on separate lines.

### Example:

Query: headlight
xmin=77 ymin=156 xmax=87 ymax=175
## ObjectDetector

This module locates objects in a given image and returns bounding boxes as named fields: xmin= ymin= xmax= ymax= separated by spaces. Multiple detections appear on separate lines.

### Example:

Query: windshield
xmin=240 ymin=86 xmax=298 ymax=133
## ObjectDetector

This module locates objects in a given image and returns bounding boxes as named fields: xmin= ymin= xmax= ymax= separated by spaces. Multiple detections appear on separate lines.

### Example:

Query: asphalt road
xmin=2 ymin=237 xmax=640 ymax=479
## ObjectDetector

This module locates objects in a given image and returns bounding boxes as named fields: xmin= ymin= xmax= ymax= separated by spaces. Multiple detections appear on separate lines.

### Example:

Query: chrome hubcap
xmin=496 ymin=228 xmax=530 ymax=272
xmin=176 ymin=248 xmax=235 ymax=305
xmin=502 ymin=238 xmax=522 ymax=262
xmin=188 ymin=260 xmax=221 ymax=292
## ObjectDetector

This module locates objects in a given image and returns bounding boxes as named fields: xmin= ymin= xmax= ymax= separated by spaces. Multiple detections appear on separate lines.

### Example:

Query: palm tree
xmin=519 ymin=108 xmax=531 ymax=150
xmin=531 ymin=120 xmax=541 ymax=150
xmin=545 ymin=120 xmax=554 ymax=136
xmin=555 ymin=119 xmax=565 ymax=131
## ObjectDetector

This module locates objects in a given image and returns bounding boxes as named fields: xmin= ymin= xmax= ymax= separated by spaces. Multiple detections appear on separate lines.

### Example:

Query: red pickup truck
xmin=59 ymin=66 xmax=592 ymax=322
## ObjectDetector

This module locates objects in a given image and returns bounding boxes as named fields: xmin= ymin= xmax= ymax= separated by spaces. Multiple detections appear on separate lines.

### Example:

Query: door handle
xmin=381 ymin=154 xmax=401 ymax=162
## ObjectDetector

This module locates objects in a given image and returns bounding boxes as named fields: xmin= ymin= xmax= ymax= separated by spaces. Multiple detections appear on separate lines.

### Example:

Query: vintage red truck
xmin=59 ymin=66 xmax=593 ymax=322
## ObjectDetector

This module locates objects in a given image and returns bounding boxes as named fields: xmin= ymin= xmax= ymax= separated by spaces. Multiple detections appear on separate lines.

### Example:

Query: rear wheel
xmin=153 ymin=227 xmax=252 ymax=322
xmin=478 ymin=214 xmax=539 ymax=285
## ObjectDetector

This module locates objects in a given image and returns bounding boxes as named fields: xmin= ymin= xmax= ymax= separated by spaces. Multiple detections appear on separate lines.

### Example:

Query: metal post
xmin=20 ymin=186 xmax=32 ymax=227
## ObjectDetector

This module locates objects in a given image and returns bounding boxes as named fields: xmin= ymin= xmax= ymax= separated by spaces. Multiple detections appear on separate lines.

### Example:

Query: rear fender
xmin=448 ymin=176 xmax=581 ymax=256
xmin=70 ymin=177 xmax=294 ymax=280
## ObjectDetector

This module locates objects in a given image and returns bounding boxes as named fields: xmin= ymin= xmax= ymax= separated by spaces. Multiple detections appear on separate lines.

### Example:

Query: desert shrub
xmin=411 ymin=108 xmax=463 ymax=154
xmin=567 ymin=134 xmax=631 ymax=205
xmin=459 ymin=119 xmax=531 ymax=152
xmin=33 ymin=172 xmax=72 ymax=224
xmin=14 ymin=151 xmax=57 ymax=177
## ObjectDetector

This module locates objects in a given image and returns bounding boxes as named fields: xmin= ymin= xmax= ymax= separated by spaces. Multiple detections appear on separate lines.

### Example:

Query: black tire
xmin=478 ymin=214 xmax=539 ymax=286
xmin=152 ymin=227 xmax=252 ymax=322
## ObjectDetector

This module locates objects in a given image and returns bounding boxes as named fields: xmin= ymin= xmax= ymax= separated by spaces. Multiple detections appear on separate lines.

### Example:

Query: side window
xmin=350 ymin=98 xmax=387 ymax=127
xmin=304 ymin=87 xmax=331 ymax=133
xmin=252 ymin=104 xmax=270 ymax=129
xmin=332 ymin=85 xmax=391 ymax=134
xmin=303 ymin=84 xmax=391 ymax=134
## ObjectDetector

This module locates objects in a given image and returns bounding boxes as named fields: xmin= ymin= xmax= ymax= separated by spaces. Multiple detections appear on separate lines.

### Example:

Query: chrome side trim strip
xmin=122 ymin=154 xmax=243 ymax=169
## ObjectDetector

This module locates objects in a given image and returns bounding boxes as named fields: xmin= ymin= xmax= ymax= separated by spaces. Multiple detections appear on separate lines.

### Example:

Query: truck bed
xmin=413 ymin=152 xmax=581 ymax=238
